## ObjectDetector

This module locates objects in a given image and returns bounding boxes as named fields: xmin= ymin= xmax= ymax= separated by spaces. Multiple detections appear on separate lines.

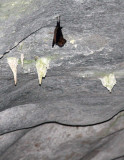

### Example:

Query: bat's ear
xmin=52 ymin=40 xmax=55 ymax=47
xmin=64 ymin=39 xmax=66 ymax=43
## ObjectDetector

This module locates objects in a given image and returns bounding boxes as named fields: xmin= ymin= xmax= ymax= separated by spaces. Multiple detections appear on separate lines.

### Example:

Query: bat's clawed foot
xmin=57 ymin=16 xmax=60 ymax=22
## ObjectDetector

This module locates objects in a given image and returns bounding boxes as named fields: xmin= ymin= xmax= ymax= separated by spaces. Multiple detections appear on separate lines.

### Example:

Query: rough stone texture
xmin=1 ymin=112 xmax=124 ymax=160
xmin=0 ymin=0 xmax=124 ymax=159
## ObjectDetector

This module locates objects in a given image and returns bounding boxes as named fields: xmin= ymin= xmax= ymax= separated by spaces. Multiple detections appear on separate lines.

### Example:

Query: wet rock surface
xmin=0 ymin=0 xmax=124 ymax=159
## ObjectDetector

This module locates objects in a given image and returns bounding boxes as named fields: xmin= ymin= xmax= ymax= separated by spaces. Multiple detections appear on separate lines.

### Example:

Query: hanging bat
xmin=52 ymin=16 xmax=66 ymax=47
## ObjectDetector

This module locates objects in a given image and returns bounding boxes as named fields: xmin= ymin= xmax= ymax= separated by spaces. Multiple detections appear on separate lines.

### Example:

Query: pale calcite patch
xmin=70 ymin=39 xmax=76 ymax=44
xmin=7 ymin=57 xmax=19 ymax=85
xmin=21 ymin=54 xmax=24 ymax=67
xmin=36 ymin=57 xmax=50 ymax=85
xmin=99 ymin=73 xmax=116 ymax=92
xmin=74 ymin=44 xmax=77 ymax=48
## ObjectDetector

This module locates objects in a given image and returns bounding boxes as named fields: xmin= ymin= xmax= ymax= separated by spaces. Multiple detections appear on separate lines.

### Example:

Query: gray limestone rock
xmin=0 ymin=0 xmax=124 ymax=159
xmin=1 ymin=112 xmax=124 ymax=160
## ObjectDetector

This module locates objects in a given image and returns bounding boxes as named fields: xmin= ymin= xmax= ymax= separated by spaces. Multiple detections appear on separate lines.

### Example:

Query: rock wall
xmin=0 ymin=0 xmax=124 ymax=159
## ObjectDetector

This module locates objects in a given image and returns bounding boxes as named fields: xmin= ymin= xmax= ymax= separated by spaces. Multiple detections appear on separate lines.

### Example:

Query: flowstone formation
xmin=0 ymin=0 xmax=124 ymax=160
xmin=99 ymin=73 xmax=116 ymax=92
xmin=7 ymin=57 xmax=19 ymax=85
xmin=7 ymin=56 xmax=50 ymax=86
xmin=36 ymin=57 xmax=50 ymax=85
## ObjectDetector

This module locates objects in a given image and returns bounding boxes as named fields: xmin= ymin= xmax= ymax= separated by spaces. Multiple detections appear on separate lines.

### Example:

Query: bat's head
xmin=57 ymin=38 xmax=66 ymax=47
